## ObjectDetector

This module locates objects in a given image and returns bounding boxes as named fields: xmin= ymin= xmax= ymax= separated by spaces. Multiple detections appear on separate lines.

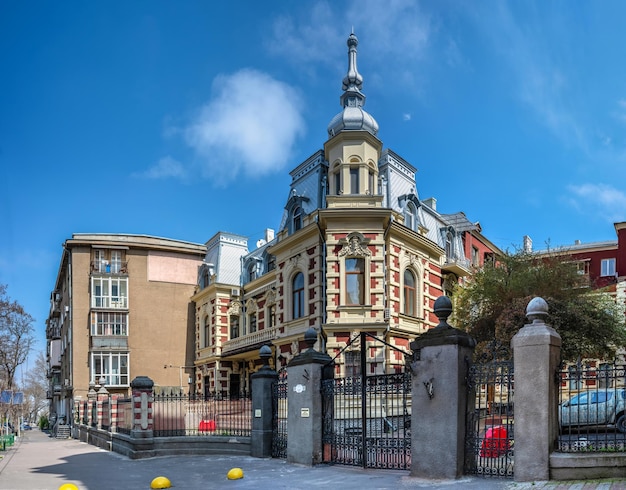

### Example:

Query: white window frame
xmin=91 ymin=277 xmax=128 ymax=308
xmin=91 ymin=311 xmax=128 ymax=336
xmin=91 ymin=352 xmax=129 ymax=387
xmin=601 ymin=258 xmax=616 ymax=277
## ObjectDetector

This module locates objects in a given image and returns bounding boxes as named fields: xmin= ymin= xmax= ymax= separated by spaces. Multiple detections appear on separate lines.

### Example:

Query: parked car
xmin=560 ymin=389 xmax=626 ymax=433
xmin=20 ymin=422 xmax=32 ymax=431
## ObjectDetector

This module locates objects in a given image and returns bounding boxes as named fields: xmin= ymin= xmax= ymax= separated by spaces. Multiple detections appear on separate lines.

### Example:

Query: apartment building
xmin=46 ymin=234 xmax=206 ymax=421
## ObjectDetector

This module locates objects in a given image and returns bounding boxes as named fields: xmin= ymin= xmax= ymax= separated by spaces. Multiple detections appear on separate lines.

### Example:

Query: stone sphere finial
xmin=433 ymin=295 xmax=453 ymax=329
xmin=259 ymin=344 xmax=272 ymax=366
xmin=526 ymin=297 xmax=549 ymax=323
xmin=304 ymin=327 xmax=318 ymax=351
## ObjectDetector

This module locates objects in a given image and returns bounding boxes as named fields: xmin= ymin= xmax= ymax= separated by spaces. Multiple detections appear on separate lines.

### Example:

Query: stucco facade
xmin=46 ymin=234 xmax=206 ymax=421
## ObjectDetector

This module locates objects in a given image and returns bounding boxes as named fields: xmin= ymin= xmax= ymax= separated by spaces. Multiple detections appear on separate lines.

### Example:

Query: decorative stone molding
xmin=339 ymin=232 xmax=371 ymax=257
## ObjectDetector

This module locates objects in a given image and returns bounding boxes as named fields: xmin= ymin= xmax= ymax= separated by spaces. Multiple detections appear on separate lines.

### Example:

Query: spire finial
xmin=327 ymin=32 xmax=379 ymax=137
xmin=342 ymin=32 xmax=363 ymax=94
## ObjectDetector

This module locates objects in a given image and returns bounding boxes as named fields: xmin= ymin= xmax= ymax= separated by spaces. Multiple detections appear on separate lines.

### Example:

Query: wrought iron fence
xmin=322 ymin=372 xmax=412 ymax=470
xmin=152 ymin=393 xmax=252 ymax=437
xmin=271 ymin=368 xmax=288 ymax=458
xmin=557 ymin=363 xmax=626 ymax=452
xmin=465 ymin=361 xmax=514 ymax=478
xmin=116 ymin=397 xmax=133 ymax=435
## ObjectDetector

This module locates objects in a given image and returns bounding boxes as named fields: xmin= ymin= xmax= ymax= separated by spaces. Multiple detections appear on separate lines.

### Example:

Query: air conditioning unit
xmin=64 ymin=379 xmax=70 ymax=387
xmin=231 ymin=288 xmax=240 ymax=297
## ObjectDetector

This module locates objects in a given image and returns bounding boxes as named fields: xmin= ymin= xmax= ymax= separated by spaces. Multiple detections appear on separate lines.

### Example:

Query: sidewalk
xmin=0 ymin=430 xmax=624 ymax=490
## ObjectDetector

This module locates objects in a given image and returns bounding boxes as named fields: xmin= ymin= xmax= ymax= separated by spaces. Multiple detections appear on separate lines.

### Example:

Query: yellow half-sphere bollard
xmin=58 ymin=484 xmax=79 ymax=490
xmin=150 ymin=476 xmax=172 ymax=489
xmin=227 ymin=467 xmax=244 ymax=480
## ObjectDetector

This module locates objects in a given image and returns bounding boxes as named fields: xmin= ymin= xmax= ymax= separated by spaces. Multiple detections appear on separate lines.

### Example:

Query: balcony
xmin=442 ymin=256 xmax=471 ymax=276
xmin=91 ymin=261 xmax=128 ymax=274
xmin=90 ymin=336 xmax=128 ymax=350
xmin=47 ymin=319 xmax=61 ymax=339
xmin=222 ymin=327 xmax=278 ymax=355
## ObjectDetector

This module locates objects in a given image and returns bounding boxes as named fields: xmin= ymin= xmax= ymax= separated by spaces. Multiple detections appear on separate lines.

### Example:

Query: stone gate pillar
xmin=512 ymin=297 xmax=561 ymax=482
xmin=286 ymin=327 xmax=333 ymax=466
xmin=251 ymin=344 xmax=278 ymax=458
xmin=409 ymin=296 xmax=476 ymax=479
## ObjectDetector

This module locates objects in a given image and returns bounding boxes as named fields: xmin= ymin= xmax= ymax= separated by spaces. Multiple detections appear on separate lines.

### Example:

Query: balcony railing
xmin=442 ymin=256 xmax=471 ymax=276
xmin=91 ymin=297 xmax=128 ymax=309
xmin=90 ymin=261 xmax=128 ymax=274
xmin=222 ymin=327 xmax=278 ymax=354
xmin=91 ymin=336 xmax=129 ymax=350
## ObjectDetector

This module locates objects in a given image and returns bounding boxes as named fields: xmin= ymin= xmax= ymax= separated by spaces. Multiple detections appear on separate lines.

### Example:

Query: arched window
xmin=203 ymin=315 xmax=211 ymax=348
xmin=292 ymin=272 xmax=304 ymax=319
xmin=445 ymin=230 xmax=454 ymax=259
xmin=293 ymin=206 xmax=302 ymax=232
xmin=247 ymin=262 xmax=257 ymax=282
xmin=345 ymin=258 xmax=365 ymax=305
xmin=403 ymin=270 xmax=416 ymax=316
xmin=404 ymin=202 xmax=417 ymax=231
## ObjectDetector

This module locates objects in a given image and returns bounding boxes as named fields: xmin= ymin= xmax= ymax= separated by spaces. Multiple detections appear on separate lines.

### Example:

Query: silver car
xmin=560 ymin=389 xmax=626 ymax=433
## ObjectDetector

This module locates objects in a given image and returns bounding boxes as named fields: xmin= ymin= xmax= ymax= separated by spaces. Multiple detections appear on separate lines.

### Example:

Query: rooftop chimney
xmin=523 ymin=235 xmax=532 ymax=253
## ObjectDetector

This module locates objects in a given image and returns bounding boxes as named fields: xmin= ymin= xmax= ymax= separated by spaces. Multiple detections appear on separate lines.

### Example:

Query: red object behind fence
xmin=199 ymin=420 xmax=216 ymax=432
xmin=480 ymin=425 xmax=509 ymax=458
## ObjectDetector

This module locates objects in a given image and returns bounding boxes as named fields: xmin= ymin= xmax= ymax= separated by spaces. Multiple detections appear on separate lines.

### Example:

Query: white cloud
xmin=134 ymin=156 xmax=188 ymax=181
xmin=184 ymin=69 xmax=305 ymax=183
xmin=567 ymin=183 xmax=626 ymax=222
xmin=403 ymin=113 xmax=411 ymax=122
xmin=267 ymin=0 xmax=431 ymax=86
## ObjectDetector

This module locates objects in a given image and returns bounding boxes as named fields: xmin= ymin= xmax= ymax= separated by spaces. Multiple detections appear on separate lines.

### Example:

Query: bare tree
xmin=0 ymin=284 xmax=35 ymax=390
xmin=22 ymin=351 xmax=49 ymax=422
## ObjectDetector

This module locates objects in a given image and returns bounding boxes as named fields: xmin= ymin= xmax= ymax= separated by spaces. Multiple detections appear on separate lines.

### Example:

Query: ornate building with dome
xmin=191 ymin=33 xmax=501 ymax=396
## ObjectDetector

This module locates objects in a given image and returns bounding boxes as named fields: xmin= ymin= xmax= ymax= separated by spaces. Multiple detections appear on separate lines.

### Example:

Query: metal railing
xmin=152 ymin=393 xmax=252 ymax=437
xmin=557 ymin=363 xmax=626 ymax=452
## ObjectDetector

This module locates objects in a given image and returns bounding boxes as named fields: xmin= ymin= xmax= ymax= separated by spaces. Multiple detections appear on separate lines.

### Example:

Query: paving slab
xmin=0 ymin=429 xmax=624 ymax=490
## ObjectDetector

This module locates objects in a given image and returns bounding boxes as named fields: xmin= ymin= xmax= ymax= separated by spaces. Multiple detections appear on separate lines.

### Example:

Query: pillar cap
xmin=526 ymin=297 xmax=549 ymax=323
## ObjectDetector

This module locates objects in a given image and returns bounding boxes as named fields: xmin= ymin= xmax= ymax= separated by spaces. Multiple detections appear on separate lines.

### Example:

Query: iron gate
xmin=321 ymin=332 xmax=412 ymax=469
xmin=465 ymin=360 xmax=514 ymax=478
xmin=271 ymin=367 xmax=288 ymax=458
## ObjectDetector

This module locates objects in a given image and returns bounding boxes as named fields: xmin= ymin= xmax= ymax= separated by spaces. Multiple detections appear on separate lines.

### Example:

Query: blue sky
xmin=3 ymin=1 xmax=626 ymax=359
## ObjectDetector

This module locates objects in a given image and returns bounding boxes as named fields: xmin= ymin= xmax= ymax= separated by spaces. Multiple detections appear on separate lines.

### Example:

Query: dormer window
xmin=248 ymin=263 xmax=257 ymax=282
xmin=293 ymin=206 xmax=302 ymax=232
xmin=267 ymin=254 xmax=276 ymax=272
xmin=405 ymin=202 xmax=417 ymax=231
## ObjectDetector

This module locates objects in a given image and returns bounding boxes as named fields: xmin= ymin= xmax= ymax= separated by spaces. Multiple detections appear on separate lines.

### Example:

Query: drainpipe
xmin=315 ymin=212 xmax=327 ymax=352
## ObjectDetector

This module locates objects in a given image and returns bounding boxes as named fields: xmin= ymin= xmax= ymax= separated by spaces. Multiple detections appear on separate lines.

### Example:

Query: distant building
xmin=191 ymin=33 xmax=502 ymax=396
xmin=531 ymin=222 xmax=626 ymax=304
xmin=46 ymin=234 xmax=206 ymax=421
